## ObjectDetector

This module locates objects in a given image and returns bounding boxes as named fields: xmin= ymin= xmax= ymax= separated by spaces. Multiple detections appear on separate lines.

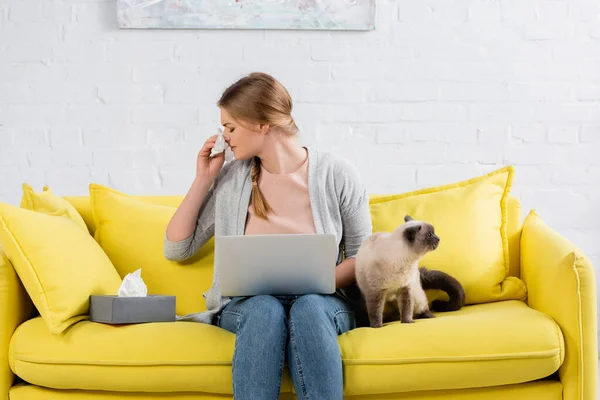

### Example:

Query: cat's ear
xmin=404 ymin=225 xmax=421 ymax=243
xmin=404 ymin=215 xmax=413 ymax=222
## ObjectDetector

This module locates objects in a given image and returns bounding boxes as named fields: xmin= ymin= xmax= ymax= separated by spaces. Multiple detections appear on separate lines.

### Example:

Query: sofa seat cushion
xmin=339 ymin=301 xmax=564 ymax=396
xmin=9 ymin=301 xmax=563 ymax=395
xmin=9 ymin=317 xmax=293 ymax=394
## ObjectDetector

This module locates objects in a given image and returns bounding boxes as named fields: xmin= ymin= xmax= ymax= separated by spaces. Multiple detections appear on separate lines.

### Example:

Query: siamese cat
xmin=355 ymin=215 xmax=465 ymax=328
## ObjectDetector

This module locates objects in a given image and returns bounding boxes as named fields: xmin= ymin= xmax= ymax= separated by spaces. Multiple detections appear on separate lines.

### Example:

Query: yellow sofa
xmin=0 ymin=172 xmax=598 ymax=400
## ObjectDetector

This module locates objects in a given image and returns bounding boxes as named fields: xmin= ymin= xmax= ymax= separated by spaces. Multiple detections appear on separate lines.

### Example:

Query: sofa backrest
xmin=63 ymin=193 xmax=524 ymax=279
xmin=0 ymin=193 xmax=524 ymax=318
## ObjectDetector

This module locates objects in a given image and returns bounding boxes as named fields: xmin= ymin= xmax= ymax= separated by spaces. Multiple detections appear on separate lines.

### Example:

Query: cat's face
xmin=398 ymin=215 xmax=440 ymax=256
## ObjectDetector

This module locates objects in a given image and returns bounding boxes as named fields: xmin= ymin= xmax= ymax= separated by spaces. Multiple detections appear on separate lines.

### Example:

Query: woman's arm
xmin=335 ymin=257 xmax=356 ymax=289
xmin=165 ymin=178 xmax=213 ymax=242
xmin=164 ymin=135 xmax=226 ymax=261
xmin=163 ymin=176 xmax=219 ymax=262
xmin=335 ymin=157 xmax=373 ymax=288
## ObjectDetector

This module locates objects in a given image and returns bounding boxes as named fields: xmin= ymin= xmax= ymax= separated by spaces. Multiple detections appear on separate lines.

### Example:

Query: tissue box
xmin=89 ymin=295 xmax=176 ymax=324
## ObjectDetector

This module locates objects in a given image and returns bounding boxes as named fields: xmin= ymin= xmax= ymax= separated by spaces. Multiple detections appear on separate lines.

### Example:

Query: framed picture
xmin=117 ymin=0 xmax=376 ymax=31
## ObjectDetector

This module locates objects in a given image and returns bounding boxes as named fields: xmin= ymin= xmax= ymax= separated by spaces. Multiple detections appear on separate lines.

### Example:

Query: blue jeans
xmin=216 ymin=294 xmax=356 ymax=400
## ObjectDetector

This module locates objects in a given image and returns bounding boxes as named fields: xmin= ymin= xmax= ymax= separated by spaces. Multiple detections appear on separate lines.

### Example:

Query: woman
xmin=164 ymin=72 xmax=372 ymax=400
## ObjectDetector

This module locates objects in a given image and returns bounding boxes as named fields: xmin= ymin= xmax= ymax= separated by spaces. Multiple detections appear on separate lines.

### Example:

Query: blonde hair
xmin=217 ymin=72 xmax=298 ymax=219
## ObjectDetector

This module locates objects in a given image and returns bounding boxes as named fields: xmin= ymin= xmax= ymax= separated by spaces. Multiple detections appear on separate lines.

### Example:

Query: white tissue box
xmin=89 ymin=295 xmax=176 ymax=324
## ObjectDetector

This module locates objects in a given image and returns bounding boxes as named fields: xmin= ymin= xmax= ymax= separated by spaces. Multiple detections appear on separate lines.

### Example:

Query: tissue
xmin=117 ymin=269 xmax=148 ymax=297
xmin=210 ymin=127 xmax=229 ymax=158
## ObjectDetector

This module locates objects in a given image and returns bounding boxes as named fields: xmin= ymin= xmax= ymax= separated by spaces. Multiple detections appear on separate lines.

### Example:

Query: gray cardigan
xmin=163 ymin=146 xmax=373 ymax=324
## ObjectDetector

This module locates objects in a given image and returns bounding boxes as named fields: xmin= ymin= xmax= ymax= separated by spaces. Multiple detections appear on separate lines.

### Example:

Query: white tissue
xmin=210 ymin=127 xmax=229 ymax=158
xmin=117 ymin=269 xmax=148 ymax=297
xmin=223 ymin=146 xmax=235 ymax=162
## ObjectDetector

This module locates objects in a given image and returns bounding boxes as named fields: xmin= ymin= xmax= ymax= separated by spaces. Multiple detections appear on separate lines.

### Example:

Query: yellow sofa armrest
xmin=521 ymin=210 xmax=597 ymax=400
xmin=0 ymin=249 xmax=34 ymax=398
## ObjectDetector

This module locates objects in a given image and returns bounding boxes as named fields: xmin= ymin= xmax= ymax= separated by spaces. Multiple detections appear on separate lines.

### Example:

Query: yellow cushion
xmin=20 ymin=184 xmax=88 ymax=232
xmin=369 ymin=166 xmax=526 ymax=305
xmin=505 ymin=195 xmax=522 ymax=278
xmin=0 ymin=203 xmax=122 ymax=334
xmin=342 ymin=381 xmax=563 ymax=400
xmin=9 ymin=316 xmax=293 ymax=394
xmin=10 ymin=301 xmax=562 ymax=395
xmin=63 ymin=195 xmax=185 ymax=236
xmin=340 ymin=301 xmax=563 ymax=396
xmin=89 ymin=184 xmax=213 ymax=316
xmin=66 ymin=191 xmax=524 ymax=279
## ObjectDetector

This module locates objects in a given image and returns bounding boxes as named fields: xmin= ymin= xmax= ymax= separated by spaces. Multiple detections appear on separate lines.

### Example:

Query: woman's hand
xmin=196 ymin=134 xmax=225 ymax=182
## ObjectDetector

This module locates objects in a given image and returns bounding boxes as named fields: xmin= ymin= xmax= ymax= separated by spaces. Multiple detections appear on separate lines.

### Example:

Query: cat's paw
xmin=416 ymin=310 xmax=435 ymax=319
xmin=369 ymin=318 xmax=384 ymax=328
xmin=400 ymin=317 xmax=414 ymax=324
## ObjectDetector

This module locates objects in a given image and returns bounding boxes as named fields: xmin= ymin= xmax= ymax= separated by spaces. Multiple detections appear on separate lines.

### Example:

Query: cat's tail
xmin=419 ymin=267 xmax=466 ymax=312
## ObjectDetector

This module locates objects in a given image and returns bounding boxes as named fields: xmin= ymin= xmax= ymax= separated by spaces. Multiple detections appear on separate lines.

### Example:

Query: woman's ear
xmin=259 ymin=123 xmax=270 ymax=135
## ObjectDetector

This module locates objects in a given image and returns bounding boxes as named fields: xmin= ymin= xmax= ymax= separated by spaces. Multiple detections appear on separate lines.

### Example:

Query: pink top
xmin=244 ymin=155 xmax=316 ymax=235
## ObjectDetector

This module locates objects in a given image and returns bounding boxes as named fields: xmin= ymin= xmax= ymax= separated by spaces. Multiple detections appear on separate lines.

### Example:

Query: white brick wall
xmin=1 ymin=0 xmax=599 ymax=339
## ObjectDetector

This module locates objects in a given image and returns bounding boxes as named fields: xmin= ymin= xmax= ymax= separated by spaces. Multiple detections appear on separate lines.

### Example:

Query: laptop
xmin=216 ymin=233 xmax=338 ymax=297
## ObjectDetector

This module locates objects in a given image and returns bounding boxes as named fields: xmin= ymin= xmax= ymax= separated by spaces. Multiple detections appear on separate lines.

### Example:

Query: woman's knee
xmin=236 ymin=295 xmax=287 ymax=334
xmin=292 ymin=293 xmax=326 ymax=311
xmin=289 ymin=294 xmax=331 ymax=324
xmin=289 ymin=294 xmax=355 ymax=334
